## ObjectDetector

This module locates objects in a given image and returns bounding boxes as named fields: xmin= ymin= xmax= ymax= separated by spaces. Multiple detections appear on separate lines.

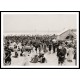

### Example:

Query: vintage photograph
xmin=1 ymin=12 xmax=79 ymax=68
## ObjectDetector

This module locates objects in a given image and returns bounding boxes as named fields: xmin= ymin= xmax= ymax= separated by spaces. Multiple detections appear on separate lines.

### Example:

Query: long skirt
xmin=67 ymin=53 xmax=74 ymax=61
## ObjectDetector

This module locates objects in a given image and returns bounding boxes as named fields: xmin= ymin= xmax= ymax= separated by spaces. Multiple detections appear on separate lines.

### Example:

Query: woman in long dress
xmin=67 ymin=45 xmax=74 ymax=62
xmin=43 ymin=43 xmax=47 ymax=53
xmin=48 ymin=43 xmax=52 ymax=54
xmin=22 ymin=51 xmax=29 ymax=66
xmin=38 ymin=43 xmax=42 ymax=54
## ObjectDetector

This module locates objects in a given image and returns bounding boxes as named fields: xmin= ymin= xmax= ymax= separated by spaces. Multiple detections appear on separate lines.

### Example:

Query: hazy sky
xmin=3 ymin=13 xmax=77 ymax=35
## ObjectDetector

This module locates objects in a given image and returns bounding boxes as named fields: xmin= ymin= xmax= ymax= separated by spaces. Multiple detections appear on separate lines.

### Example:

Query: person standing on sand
xmin=67 ymin=45 xmax=74 ymax=62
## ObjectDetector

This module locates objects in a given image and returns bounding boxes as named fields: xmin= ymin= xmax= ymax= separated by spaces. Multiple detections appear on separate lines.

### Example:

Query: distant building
xmin=57 ymin=29 xmax=76 ymax=41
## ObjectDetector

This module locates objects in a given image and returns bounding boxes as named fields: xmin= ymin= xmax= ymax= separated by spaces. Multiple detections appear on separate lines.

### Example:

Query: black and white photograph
xmin=1 ymin=12 xmax=79 ymax=68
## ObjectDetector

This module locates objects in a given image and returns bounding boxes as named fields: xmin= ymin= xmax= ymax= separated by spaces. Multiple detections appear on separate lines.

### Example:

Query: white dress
xmin=22 ymin=52 xmax=29 ymax=66
xmin=67 ymin=48 xmax=74 ymax=61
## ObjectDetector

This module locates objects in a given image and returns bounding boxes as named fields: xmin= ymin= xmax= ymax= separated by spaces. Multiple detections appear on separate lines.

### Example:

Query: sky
xmin=3 ymin=13 xmax=77 ymax=35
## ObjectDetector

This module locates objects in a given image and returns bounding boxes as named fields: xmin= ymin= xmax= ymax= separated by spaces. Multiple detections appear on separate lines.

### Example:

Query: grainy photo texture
xmin=1 ymin=12 xmax=79 ymax=68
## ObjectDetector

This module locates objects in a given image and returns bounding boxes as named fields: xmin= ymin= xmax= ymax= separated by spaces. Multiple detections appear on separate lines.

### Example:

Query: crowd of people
xmin=3 ymin=35 xmax=77 ymax=66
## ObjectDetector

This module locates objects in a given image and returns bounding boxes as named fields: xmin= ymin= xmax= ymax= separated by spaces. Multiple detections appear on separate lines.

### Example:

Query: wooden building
xmin=57 ymin=29 xmax=76 ymax=41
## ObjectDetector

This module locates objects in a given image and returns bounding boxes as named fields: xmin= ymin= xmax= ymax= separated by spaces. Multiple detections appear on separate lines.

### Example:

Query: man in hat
xmin=57 ymin=43 xmax=66 ymax=65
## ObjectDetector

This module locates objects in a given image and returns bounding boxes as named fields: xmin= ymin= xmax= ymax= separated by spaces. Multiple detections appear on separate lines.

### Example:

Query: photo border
xmin=0 ymin=11 xmax=79 ymax=69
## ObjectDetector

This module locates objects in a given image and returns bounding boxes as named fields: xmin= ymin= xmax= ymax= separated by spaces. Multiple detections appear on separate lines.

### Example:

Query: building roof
xmin=57 ymin=29 xmax=76 ymax=40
